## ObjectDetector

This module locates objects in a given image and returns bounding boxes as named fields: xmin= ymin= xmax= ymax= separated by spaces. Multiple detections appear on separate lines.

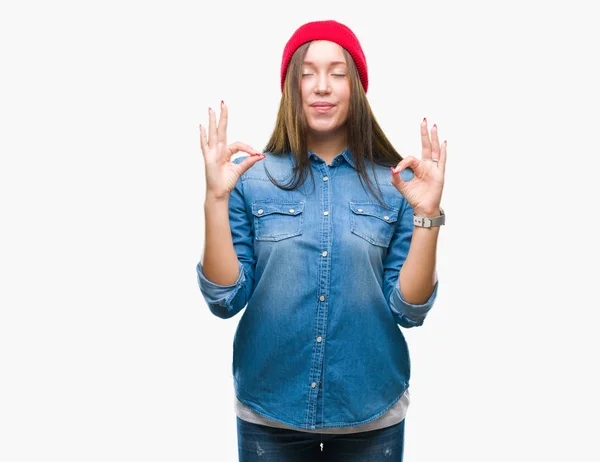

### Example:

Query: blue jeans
xmin=237 ymin=417 xmax=405 ymax=461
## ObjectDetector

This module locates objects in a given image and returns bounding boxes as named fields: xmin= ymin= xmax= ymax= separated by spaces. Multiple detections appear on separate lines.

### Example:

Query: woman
xmin=197 ymin=20 xmax=446 ymax=461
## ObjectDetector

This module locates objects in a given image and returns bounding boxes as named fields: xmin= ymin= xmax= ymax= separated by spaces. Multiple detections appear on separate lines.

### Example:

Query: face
xmin=300 ymin=40 xmax=351 ymax=139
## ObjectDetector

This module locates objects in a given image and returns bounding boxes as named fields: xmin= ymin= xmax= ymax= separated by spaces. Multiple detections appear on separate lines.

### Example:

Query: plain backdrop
xmin=1 ymin=0 xmax=599 ymax=460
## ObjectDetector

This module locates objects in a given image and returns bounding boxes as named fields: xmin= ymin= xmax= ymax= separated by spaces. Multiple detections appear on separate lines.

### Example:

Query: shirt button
xmin=319 ymin=295 xmax=325 ymax=301
xmin=321 ymin=251 xmax=328 ymax=257
xmin=357 ymin=208 xmax=363 ymax=213
xmin=384 ymin=215 xmax=389 ymax=220
xmin=323 ymin=176 xmax=328 ymax=181
xmin=317 ymin=336 xmax=322 ymax=343
xmin=323 ymin=211 xmax=329 ymax=216
xmin=311 ymin=382 xmax=317 ymax=388
xmin=289 ymin=209 xmax=295 ymax=213
xmin=258 ymin=209 xmax=264 ymax=215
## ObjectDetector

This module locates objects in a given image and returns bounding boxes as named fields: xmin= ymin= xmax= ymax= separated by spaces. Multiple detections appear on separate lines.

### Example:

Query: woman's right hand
xmin=200 ymin=101 xmax=265 ymax=201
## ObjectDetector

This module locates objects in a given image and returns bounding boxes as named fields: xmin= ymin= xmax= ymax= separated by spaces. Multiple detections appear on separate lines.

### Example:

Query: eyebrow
xmin=303 ymin=60 xmax=347 ymax=66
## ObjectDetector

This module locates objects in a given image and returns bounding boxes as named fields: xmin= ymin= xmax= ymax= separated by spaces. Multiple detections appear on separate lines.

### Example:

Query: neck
xmin=307 ymin=129 xmax=347 ymax=163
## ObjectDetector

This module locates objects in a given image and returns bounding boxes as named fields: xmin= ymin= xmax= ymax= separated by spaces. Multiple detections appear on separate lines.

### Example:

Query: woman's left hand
xmin=390 ymin=118 xmax=446 ymax=216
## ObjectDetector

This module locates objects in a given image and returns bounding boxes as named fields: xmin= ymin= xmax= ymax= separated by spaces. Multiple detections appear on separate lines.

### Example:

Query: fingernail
xmin=259 ymin=155 xmax=266 ymax=159
xmin=390 ymin=166 xmax=398 ymax=175
xmin=433 ymin=124 xmax=437 ymax=129
xmin=221 ymin=100 xmax=224 ymax=107
xmin=423 ymin=117 xmax=427 ymax=123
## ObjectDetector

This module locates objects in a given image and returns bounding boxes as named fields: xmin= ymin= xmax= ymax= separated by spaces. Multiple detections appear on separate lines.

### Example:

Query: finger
xmin=217 ymin=100 xmax=228 ymax=145
xmin=438 ymin=140 xmax=447 ymax=174
xmin=391 ymin=156 xmax=420 ymax=185
xmin=235 ymin=152 xmax=266 ymax=174
xmin=208 ymin=107 xmax=217 ymax=148
xmin=199 ymin=123 xmax=209 ymax=155
xmin=392 ymin=156 xmax=420 ymax=173
xmin=431 ymin=124 xmax=440 ymax=161
xmin=226 ymin=141 xmax=263 ymax=162
xmin=421 ymin=117 xmax=432 ymax=161
xmin=391 ymin=165 xmax=415 ymax=184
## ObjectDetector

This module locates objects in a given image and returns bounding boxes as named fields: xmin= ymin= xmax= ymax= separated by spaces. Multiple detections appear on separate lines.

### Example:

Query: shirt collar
xmin=303 ymin=148 xmax=356 ymax=170
xmin=341 ymin=148 xmax=356 ymax=169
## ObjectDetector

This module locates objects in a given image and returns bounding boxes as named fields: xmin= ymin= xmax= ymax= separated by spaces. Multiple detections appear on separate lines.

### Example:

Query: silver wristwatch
xmin=413 ymin=207 xmax=445 ymax=228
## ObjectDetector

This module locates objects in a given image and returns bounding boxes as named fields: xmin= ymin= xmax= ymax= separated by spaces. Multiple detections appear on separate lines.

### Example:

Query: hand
xmin=200 ymin=101 xmax=265 ymax=200
xmin=390 ymin=118 xmax=446 ymax=216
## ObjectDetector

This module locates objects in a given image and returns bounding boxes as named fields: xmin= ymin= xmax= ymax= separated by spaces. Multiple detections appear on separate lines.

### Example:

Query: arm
xmin=383 ymin=200 xmax=439 ymax=328
xmin=398 ymin=204 xmax=440 ymax=304
xmin=201 ymin=196 xmax=240 ymax=285
xmin=196 ymin=157 xmax=256 ymax=319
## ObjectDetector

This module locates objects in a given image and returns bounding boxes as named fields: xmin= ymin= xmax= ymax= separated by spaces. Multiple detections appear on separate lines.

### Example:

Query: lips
xmin=310 ymin=102 xmax=335 ymax=114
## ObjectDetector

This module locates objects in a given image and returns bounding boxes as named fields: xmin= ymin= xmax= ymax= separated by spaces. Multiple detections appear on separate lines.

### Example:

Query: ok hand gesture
xmin=200 ymin=101 xmax=265 ymax=201
xmin=390 ymin=118 xmax=446 ymax=216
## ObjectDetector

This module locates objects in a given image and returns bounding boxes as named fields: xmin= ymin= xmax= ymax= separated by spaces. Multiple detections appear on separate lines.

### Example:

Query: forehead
xmin=303 ymin=40 xmax=347 ymax=65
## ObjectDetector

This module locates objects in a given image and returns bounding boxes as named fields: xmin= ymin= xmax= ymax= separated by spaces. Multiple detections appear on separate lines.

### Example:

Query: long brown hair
xmin=263 ymin=41 xmax=404 ymax=207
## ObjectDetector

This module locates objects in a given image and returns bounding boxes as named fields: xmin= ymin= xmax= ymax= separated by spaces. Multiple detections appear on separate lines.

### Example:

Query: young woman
xmin=197 ymin=20 xmax=447 ymax=461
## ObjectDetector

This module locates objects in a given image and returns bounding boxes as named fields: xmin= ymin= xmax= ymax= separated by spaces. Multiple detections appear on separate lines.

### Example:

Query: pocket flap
xmin=252 ymin=201 xmax=305 ymax=217
xmin=349 ymin=201 xmax=399 ymax=223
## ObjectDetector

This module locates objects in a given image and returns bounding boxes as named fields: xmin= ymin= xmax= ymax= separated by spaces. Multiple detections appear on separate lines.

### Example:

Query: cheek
xmin=301 ymin=83 xmax=311 ymax=104
xmin=338 ymin=84 xmax=350 ymax=105
xmin=339 ymin=90 xmax=351 ymax=112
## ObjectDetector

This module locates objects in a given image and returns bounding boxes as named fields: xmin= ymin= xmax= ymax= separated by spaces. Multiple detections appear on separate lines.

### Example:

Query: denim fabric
xmin=237 ymin=416 xmax=405 ymax=461
xmin=234 ymin=387 xmax=409 ymax=434
xmin=197 ymin=148 xmax=438 ymax=431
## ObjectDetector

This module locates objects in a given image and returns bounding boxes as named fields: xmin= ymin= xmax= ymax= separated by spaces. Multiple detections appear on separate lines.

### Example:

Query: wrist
xmin=204 ymin=191 xmax=230 ymax=202
xmin=413 ymin=205 xmax=445 ymax=228
xmin=204 ymin=193 xmax=230 ymax=206
xmin=413 ymin=206 xmax=441 ymax=217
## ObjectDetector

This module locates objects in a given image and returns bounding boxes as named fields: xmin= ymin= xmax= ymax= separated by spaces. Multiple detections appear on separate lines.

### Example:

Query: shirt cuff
xmin=389 ymin=280 xmax=439 ymax=325
xmin=196 ymin=260 xmax=246 ymax=310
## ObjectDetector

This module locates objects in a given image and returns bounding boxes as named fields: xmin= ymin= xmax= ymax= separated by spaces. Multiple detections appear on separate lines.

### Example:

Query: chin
xmin=307 ymin=121 xmax=342 ymax=133
xmin=308 ymin=128 xmax=338 ymax=138
xmin=309 ymin=125 xmax=342 ymax=136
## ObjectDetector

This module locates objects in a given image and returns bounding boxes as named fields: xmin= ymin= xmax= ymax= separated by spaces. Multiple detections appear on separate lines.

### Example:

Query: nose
xmin=314 ymin=72 xmax=331 ymax=95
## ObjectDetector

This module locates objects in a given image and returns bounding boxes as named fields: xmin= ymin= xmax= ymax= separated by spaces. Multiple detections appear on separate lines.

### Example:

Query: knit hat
xmin=280 ymin=20 xmax=369 ymax=93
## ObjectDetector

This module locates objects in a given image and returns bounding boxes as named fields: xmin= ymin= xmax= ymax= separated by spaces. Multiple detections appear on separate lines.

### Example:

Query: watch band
xmin=413 ymin=207 xmax=445 ymax=228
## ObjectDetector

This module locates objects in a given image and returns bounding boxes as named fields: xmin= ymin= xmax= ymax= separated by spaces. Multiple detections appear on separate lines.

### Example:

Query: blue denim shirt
xmin=196 ymin=148 xmax=438 ymax=431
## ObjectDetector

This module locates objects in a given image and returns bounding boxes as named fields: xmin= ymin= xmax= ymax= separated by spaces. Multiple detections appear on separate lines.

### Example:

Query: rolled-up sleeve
xmin=197 ymin=259 xmax=251 ymax=318
xmin=382 ymin=198 xmax=439 ymax=328
xmin=196 ymin=156 xmax=256 ymax=319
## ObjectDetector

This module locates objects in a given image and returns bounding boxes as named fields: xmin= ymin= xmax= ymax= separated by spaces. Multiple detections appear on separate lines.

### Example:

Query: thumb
xmin=236 ymin=153 xmax=266 ymax=174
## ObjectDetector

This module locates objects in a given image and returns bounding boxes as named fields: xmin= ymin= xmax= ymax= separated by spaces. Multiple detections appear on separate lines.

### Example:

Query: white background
xmin=1 ymin=0 xmax=599 ymax=460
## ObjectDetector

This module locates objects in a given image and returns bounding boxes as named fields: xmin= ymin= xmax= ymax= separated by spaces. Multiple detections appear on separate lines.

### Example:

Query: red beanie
xmin=280 ymin=20 xmax=369 ymax=94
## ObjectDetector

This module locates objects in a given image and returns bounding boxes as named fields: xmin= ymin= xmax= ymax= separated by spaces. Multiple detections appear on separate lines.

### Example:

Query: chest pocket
xmin=251 ymin=201 xmax=305 ymax=242
xmin=349 ymin=200 xmax=400 ymax=247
